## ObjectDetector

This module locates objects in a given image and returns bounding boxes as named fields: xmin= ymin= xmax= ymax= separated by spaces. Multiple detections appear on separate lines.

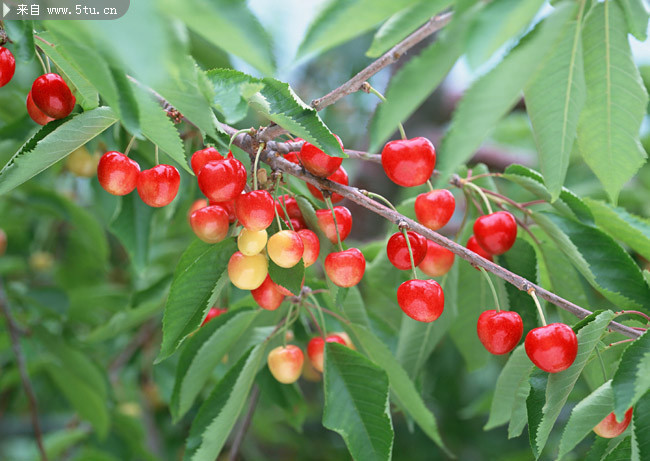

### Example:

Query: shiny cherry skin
xmin=315 ymin=206 xmax=352 ymax=244
xmin=187 ymin=199 xmax=208 ymax=222
xmin=419 ymin=240 xmax=455 ymax=277
xmin=267 ymin=230 xmax=304 ymax=268
xmin=467 ymin=235 xmax=494 ymax=262
xmin=137 ymin=164 xmax=180 ymax=207
xmin=26 ymin=92 xmax=55 ymax=125
xmin=477 ymin=310 xmax=523 ymax=355
xmin=0 ymin=47 xmax=16 ymax=87
xmin=473 ymin=211 xmax=517 ymax=255
xmin=200 ymin=307 xmax=227 ymax=327
xmin=593 ymin=408 xmax=633 ymax=438
xmin=297 ymin=229 xmax=320 ymax=267
xmin=268 ymin=345 xmax=304 ymax=384
xmin=525 ymin=323 xmax=578 ymax=373
xmin=275 ymin=195 xmax=303 ymax=221
xmin=284 ymin=152 xmax=300 ymax=165
xmin=324 ymin=248 xmax=366 ymax=288
xmin=235 ymin=190 xmax=275 ymax=231
xmin=31 ymin=73 xmax=76 ymax=119
xmin=415 ymin=189 xmax=455 ymax=230
xmin=212 ymin=198 xmax=236 ymax=224
xmin=299 ymin=135 xmax=344 ymax=177
xmin=198 ymin=156 xmax=247 ymax=203
xmin=307 ymin=335 xmax=346 ymax=372
xmin=190 ymin=205 xmax=230 ymax=243
xmin=381 ymin=137 xmax=436 ymax=187
xmin=307 ymin=166 xmax=349 ymax=203
xmin=227 ymin=251 xmax=268 ymax=290
xmin=251 ymin=275 xmax=285 ymax=311
xmin=97 ymin=151 xmax=141 ymax=196
xmin=285 ymin=217 xmax=307 ymax=231
xmin=397 ymin=279 xmax=444 ymax=322
xmin=386 ymin=231 xmax=427 ymax=270
xmin=191 ymin=146 xmax=223 ymax=176
xmin=237 ymin=228 xmax=268 ymax=256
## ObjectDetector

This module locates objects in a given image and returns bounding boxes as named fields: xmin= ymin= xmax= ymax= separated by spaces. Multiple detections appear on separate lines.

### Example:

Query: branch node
xmin=360 ymin=82 xmax=371 ymax=93
xmin=398 ymin=220 xmax=409 ymax=231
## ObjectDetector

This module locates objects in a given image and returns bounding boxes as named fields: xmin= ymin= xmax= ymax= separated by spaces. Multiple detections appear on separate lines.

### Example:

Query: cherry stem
xmin=528 ymin=288 xmax=547 ymax=326
xmin=35 ymin=48 xmax=48 ymax=75
xmin=123 ymin=135 xmax=137 ymax=157
xmin=303 ymin=303 xmax=324 ymax=337
xmin=521 ymin=200 xmax=547 ymax=208
xmin=609 ymin=338 xmax=635 ymax=348
xmin=154 ymin=145 xmax=159 ymax=166
xmin=308 ymin=294 xmax=328 ymax=339
xmin=401 ymin=226 xmax=418 ymax=280
xmin=616 ymin=310 xmax=650 ymax=324
xmin=46 ymin=56 xmax=51 ymax=74
xmin=281 ymin=304 xmax=295 ymax=347
xmin=595 ymin=347 xmax=608 ymax=383
xmin=481 ymin=188 xmax=530 ymax=214
xmin=479 ymin=267 xmax=501 ymax=313
xmin=426 ymin=180 xmax=434 ymax=192
xmin=272 ymin=174 xmax=283 ymax=230
xmin=364 ymin=191 xmax=397 ymax=212
xmin=463 ymin=180 xmax=493 ymax=214
xmin=229 ymin=128 xmax=251 ymax=152
xmin=277 ymin=198 xmax=295 ymax=231
xmin=325 ymin=196 xmax=344 ymax=252
xmin=252 ymin=143 xmax=265 ymax=190
xmin=363 ymin=82 xmax=407 ymax=140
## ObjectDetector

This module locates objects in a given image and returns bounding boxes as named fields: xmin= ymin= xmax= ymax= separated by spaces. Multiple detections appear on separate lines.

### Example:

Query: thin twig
xmin=228 ymin=385 xmax=261 ymax=461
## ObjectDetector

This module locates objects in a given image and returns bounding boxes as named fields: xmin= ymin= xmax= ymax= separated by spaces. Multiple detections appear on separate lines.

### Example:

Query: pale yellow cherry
xmin=227 ymin=251 xmax=268 ymax=290
xmin=267 ymin=230 xmax=304 ymax=268
xmin=267 ymin=345 xmax=304 ymax=384
xmin=237 ymin=228 xmax=268 ymax=256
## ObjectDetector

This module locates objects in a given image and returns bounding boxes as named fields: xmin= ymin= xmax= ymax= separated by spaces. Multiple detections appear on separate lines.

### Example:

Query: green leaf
xmin=185 ymin=344 xmax=267 ymax=460
xmin=603 ymin=437 xmax=632 ymax=461
xmin=485 ymin=345 xmax=534 ymax=430
xmin=0 ymin=107 xmax=118 ymax=195
xmin=498 ymin=239 xmax=539 ymax=333
xmin=612 ymin=331 xmax=650 ymax=419
xmin=466 ymin=0 xmax=546 ymax=69
xmin=619 ymin=0 xmax=649 ymax=40
xmin=268 ymin=259 xmax=305 ymax=297
xmin=206 ymin=68 xmax=263 ymax=124
xmin=526 ymin=370 xmax=548 ymax=459
xmin=256 ymin=367 xmax=307 ymax=432
xmin=508 ymin=375 xmax=531 ymax=438
xmin=366 ymin=0 xmax=451 ymax=58
xmin=298 ymin=0 xmax=419 ymax=59
xmin=171 ymin=308 xmax=260 ymax=420
xmin=558 ymin=380 xmax=614 ymax=457
xmin=584 ymin=198 xmax=650 ymax=262
xmin=109 ymin=193 xmax=154 ymax=272
xmin=633 ymin=391 xmax=650 ymax=460
xmin=524 ymin=4 xmax=587 ymax=201
xmin=340 ymin=286 xmax=371 ymax=329
xmin=83 ymin=301 xmax=162 ymax=343
xmin=533 ymin=212 xmax=650 ymax=309
xmin=323 ymin=343 xmax=394 ymax=461
xmin=158 ymin=239 xmax=237 ymax=361
xmin=349 ymin=325 xmax=449 ymax=453
xmin=576 ymin=0 xmax=648 ymax=203
xmin=4 ymin=20 xmax=35 ymax=62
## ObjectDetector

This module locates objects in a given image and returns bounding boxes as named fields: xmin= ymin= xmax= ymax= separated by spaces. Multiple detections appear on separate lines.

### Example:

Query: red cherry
xmin=525 ymin=323 xmax=578 ymax=373
xmin=235 ymin=190 xmax=275 ymax=231
xmin=473 ymin=211 xmax=517 ymax=255
xmin=0 ymin=47 xmax=16 ymax=87
xmin=191 ymin=146 xmax=223 ymax=176
xmin=190 ymin=205 xmax=230 ymax=243
xmin=26 ymin=92 xmax=55 ymax=125
xmin=315 ymin=206 xmax=352 ymax=244
xmin=275 ymin=195 xmax=303 ymax=221
xmin=137 ymin=164 xmax=181 ymax=207
xmin=381 ymin=137 xmax=436 ymax=187
xmin=386 ymin=231 xmax=427 ymax=270
xmin=307 ymin=334 xmax=346 ymax=372
xmin=284 ymin=152 xmax=301 ymax=165
xmin=477 ymin=310 xmax=523 ymax=355
xmin=324 ymin=248 xmax=365 ymax=287
xmin=187 ymin=199 xmax=208 ymax=222
xmin=198 ymin=157 xmax=247 ymax=202
xmin=211 ymin=198 xmax=236 ymax=224
xmin=307 ymin=166 xmax=349 ymax=203
xmin=285 ymin=217 xmax=307 ymax=231
xmin=419 ymin=240 xmax=455 ymax=277
xmin=251 ymin=275 xmax=285 ymax=311
xmin=201 ymin=307 xmax=227 ymax=327
xmin=298 ymin=229 xmax=320 ymax=267
xmin=593 ymin=408 xmax=633 ymax=438
xmin=31 ymin=73 xmax=76 ymax=119
xmin=397 ymin=279 xmax=444 ymax=322
xmin=414 ymin=189 xmax=455 ymax=230
xmin=467 ymin=235 xmax=494 ymax=262
xmin=267 ymin=345 xmax=304 ymax=384
xmin=299 ymin=135 xmax=344 ymax=177
xmin=97 ymin=151 xmax=140 ymax=196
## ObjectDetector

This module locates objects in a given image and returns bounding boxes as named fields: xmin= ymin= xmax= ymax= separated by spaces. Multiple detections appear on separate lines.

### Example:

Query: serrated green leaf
xmin=268 ymin=258 xmax=304 ymax=297
xmin=158 ymin=239 xmax=237 ymax=361
xmin=0 ymin=108 xmax=117 ymax=195
xmin=323 ymin=343 xmax=394 ymax=461
xmin=612 ymin=331 xmax=650 ymax=419
xmin=256 ymin=367 xmax=308 ymax=432
xmin=603 ymin=437 xmax=633 ymax=461
xmin=619 ymin=0 xmax=649 ymax=41
xmin=527 ymin=370 xmax=548 ymax=459
xmin=171 ymin=308 xmax=259 ymax=420
xmin=499 ymin=239 xmax=539 ymax=333
xmin=633 ymin=391 xmax=650 ymax=460
xmin=4 ymin=20 xmax=35 ymax=62
xmin=340 ymin=286 xmax=371 ymax=328
xmin=576 ymin=1 xmax=648 ymax=203
xmin=109 ymin=193 xmax=154 ymax=272
xmin=508 ymin=376 xmax=531 ymax=438
xmin=524 ymin=3 xmax=587 ymax=201
xmin=436 ymin=3 xmax=577 ymax=183
xmin=83 ymin=301 xmax=162 ymax=343
xmin=205 ymin=68 xmax=263 ymax=124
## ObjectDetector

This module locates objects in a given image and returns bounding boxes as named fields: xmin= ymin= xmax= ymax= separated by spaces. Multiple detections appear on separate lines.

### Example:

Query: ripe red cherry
xmin=276 ymin=195 xmax=303 ymax=221
xmin=198 ymin=156 xmax=247 ymax=202
xmin=26 ymin=92 xmax=55 ymax=125
xmin=299 ymin=136 xmax=344 ymax=177
xmin=97 ymin=151 xmax=140 ymax=196
xmin=381 ymin=137 xmax=436 ymax=187
xmin=284 ymin=152 xmax=301 ymax=165
xmin=252 ymin=275 xmax=285 ymax=311
xmin=235 ymin=190 xmax=275 ymax=231
xmin=298 ymin=229 xmax=320 ymax=267
xmin=201 ymin=307 xmax=227 ymax=327
xmin=31 ymin=73 xmax=76 ymax=119
xmin=473 ymin=211 xmax=517 ymax=255
xmin=419 ymin=240 xmax=455 ymax=277
xmin=415 ymin=189 xmax=455 ymax=230
xmin=137 ymin=164 xmax=180 ymax=207
xmin=285 ymin=217 xmax=307 ymax=231
xmin=593 ymin=408 xmax=633 ymax=438
xmin=477 ymin=310 xmax=523 ymax=355
xmin=315 ymin=206 xmax=352 ymax=244
xmin=307 ymin=335 xmax=347 ymax=372
xmin=307 ymin=166 xmax=349 ymax=203
xmin=397 ymin=279 xmax=444 ymax=322
xmin=0 ymin=47 xmax=16 ymax=87
xmin=467 ymin=235 xmax=494 ymax=262
xmin=525 ymin=323 xmax=578 ymax=373
xmin=212 ymin=198 xmax=236 ymax=223
xmin=324 ymin=248 xmax=365 ymax=287
xmin=187 ymin=199 xmax=208 ymax=222
xmin=191 ymin=146 xmax=223 ymax=176
xmin=386 ymin=231 xmax=427 ymax=270
xmin=268 ymin=345 xmax=304 ymax=384
xmin=190 ymin=205 xmax=230 ymax=243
